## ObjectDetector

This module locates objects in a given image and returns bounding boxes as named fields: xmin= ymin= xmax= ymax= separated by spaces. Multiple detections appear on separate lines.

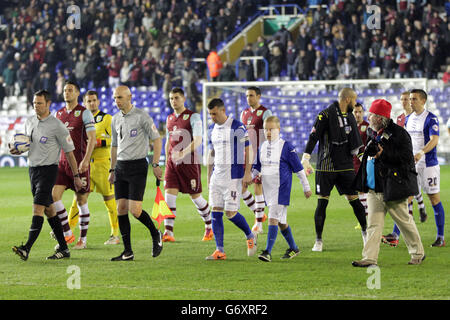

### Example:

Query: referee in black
xmin=108 ymin=85 xmax=163 ymax=261
xmin=301 ymin=88 xmax=368 ymax=252
xmin=11 ymin=90 xmax=83 ymax=260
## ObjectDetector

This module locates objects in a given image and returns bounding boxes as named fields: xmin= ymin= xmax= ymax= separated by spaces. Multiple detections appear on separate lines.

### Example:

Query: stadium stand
xmin=0 ymin=0 xmax=449 ymax=158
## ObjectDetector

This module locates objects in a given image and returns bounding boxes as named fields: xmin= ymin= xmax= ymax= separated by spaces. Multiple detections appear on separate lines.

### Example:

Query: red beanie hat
xmin=369 ymin=99 xmax=392 ymax=119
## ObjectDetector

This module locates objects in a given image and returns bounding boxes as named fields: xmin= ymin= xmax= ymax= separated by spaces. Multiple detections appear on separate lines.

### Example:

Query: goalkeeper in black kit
xmin=300 ymin=88 xmax=367 ymax=252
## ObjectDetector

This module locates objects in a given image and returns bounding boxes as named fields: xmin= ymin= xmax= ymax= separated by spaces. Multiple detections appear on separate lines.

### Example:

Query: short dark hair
xmin=355 ymin=102 xmax=364 ymax=110
xmin=170 ymin=87 xmax=185 ymax=96
xmin=410 ymin=89 xmax=427 ymax=101
xmin=34 ymin=89 xmax=51 ymax=102
xmin=207 ymin=98 xmax=225 ymax=110
xmin=246 ymin=86 xmax=261 ymax=96
xmin=64 ymin=80 xmax=80 ymax=92
xmin=84 ymin=90 xmax=98 ymax=100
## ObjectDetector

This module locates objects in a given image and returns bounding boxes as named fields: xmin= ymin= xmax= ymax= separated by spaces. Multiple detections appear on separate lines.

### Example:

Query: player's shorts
xmin=90 ymin=158 xmax=114 ymax=196
xmin=114 ymin=158 xmax=148 ymax=201
xmin=29 ymin=165 xmax=58 ymax=207
xmin=209 ymin=176 xmax=242 ymax=212
xmin=315 ymin=170 xmax=357 ymax=197
xmin=416 ymin=164 xmax=440 ymax=194
xmin=55 ymin=161 xmax=90 ymax=193
xmin=268 ymin=204 xmax=288 ymax=225
xmin=165 ymin=159 xmax=202 ymax=194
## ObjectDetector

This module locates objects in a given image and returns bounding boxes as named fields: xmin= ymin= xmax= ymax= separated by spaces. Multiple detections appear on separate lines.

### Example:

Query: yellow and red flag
xmin=151 ymin=179 xmax=175 ymax=228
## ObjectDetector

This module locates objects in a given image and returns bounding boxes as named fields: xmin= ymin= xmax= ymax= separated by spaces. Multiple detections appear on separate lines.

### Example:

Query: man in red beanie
xmin=352 ymin=99 xmax=425 ymax=267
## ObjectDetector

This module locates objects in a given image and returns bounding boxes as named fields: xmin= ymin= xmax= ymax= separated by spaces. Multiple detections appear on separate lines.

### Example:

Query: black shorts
xmin=29 ymin=165 xmax=58 ymax=207
xmin=315 ymin=170 xmax=357 ymax=197
xmin=114 ymin=158 xmax=148 ymax=201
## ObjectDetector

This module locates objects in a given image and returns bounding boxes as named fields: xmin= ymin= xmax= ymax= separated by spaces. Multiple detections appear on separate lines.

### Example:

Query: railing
xmin=235 ymin=56 xmax=269 ymax=81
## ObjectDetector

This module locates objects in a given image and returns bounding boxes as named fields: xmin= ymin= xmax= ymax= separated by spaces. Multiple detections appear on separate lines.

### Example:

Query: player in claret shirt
xmin=68 ymin=90 xmax=120 ymax=246
xmin=163 ymin=87 xmax=213 ymax=242
xmin=52 ymin=81 xmax=96 ymax=250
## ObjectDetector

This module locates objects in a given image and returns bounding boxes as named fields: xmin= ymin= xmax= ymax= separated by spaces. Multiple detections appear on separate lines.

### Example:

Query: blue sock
xmin=392 ymin=223 xmax=401 ymax=238
xmin=229 ymin=212 xmax=253 ymax=239
xmin=432 ymin=202 xmax=445 ymax=238
xmin=265 ymin=225 xmax=278 ymax=253
xmin=281 ymin=226 xmax=298 ymax=250
xmin=211 ymin=211 xmax=224 ymax=252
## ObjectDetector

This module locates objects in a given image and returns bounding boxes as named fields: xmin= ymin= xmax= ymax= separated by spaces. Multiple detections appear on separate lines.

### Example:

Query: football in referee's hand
xmin=11 ymin=133 xmax=30 ymax=153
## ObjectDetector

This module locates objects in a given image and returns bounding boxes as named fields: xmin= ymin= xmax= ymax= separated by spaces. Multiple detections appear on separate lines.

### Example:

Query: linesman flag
xmin=152 ymin=179 xmax=175 ymax=228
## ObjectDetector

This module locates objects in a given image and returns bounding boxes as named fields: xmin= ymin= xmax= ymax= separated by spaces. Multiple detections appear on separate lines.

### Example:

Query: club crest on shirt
xmin=96 ymin=115 xmax=103 ymax=122
xmin=40 ymin=136 xmax=48 ymax=144
xmin=257 ymin=110 xmax=263 ymax=117
xmin=74 ymin=110 xmax=81 ymax=117
xmin=360 ymin=125 xmax=367 ymax=132
xmin=130 ymin=129 xmax=138 ymax=137
xmin=183 ymin=114 xmax=190 ymax=121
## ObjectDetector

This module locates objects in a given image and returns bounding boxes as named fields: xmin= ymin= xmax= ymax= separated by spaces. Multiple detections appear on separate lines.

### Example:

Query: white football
xmin=12 ymin=133 xmax=30 ymax=152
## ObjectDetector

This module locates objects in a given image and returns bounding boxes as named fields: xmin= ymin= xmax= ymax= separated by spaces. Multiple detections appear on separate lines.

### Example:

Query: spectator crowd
xmin=237 ymin=0 xmax=449 ymax=82
xmin=0 ymin=0 xmax=264 ymax=107
xmin=0 ymin=0 xmax=448 ymax=110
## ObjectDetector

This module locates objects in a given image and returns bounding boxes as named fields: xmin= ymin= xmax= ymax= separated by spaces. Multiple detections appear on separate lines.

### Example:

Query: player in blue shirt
xmin=253 ymin=116 xmax=312 ymax=262
xmin=206 ymin=98 xmax=258 ymax=260
xmin=398 ymin=89 xmax=444 ymax=247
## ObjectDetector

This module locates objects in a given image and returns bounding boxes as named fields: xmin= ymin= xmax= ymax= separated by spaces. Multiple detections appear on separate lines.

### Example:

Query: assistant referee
xmin=108 ymin=85 xmax=163 ymax=261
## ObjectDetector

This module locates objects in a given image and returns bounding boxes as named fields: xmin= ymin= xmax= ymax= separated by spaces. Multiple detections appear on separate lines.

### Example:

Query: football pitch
xmin=0 ymin=166 xmax=448 ymax=300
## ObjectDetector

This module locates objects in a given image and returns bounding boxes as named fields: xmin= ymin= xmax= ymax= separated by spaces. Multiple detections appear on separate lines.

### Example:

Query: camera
xmin=366 ymin=139 xmax=380 ymax=157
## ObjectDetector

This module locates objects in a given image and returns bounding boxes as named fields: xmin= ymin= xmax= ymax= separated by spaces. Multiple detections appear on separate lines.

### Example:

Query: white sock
xmin=78 ymin=203 xmax=90 ymax=243
xmin=191 ymin=195 xmax=212 ymax=229
xmin=242 ymin=190 xmax=256 ymax=213
xmin=53 ymin=200 xmax=73 ymax=237
xmin=255 ymin=194 xmax=265 ymax=220
xmin=415 ymin=192 xmax=425 ymax=209
xmin=358 ymin=193 xmax=368 ymax=215
xmin=164 ymin=193 xmax=177 ymax=236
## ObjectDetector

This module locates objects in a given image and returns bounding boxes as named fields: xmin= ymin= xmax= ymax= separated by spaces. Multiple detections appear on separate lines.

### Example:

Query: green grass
xmin=0 ymin=166 xmax=448 ymax=300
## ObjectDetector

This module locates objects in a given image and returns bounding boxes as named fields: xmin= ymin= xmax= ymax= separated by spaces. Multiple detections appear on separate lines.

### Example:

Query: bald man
xmin=108 ymin=85 xmax=164 ymax=261
xmin=301 ymin=88 xmax=367 ymax=252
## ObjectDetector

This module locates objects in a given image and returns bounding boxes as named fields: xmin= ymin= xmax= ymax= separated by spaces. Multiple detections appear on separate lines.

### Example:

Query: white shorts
xmin=209 ymin=177 xmax=242 ymax=212
xmin=268 ymin=204 xmax=288 ymax=225
xmin=416 ymin=164 xmax=440 ymax=194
